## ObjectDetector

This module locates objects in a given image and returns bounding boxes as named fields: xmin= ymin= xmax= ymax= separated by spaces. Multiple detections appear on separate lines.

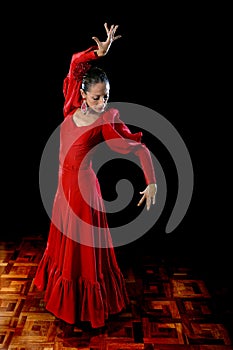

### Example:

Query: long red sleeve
xmin=102 ymin=109 xmax=156 ymax=185
xmin=63 ymin=46 xmax=99 ymax=118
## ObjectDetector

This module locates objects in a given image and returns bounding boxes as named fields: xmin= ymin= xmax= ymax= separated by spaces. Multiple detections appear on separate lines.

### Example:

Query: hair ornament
xmin=73 ymin=62 xmax=91 ymax=82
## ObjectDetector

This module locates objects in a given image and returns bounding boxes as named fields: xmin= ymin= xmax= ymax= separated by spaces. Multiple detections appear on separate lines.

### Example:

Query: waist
xmin=60 ymin=161 xmax=93 ymax=172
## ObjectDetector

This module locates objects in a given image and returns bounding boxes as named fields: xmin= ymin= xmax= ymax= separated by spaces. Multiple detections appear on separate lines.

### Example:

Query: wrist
xmin=94 ymin=49 xmax=107 ymax=57
xmin=148 ymin=183 xmax=157 ymax=190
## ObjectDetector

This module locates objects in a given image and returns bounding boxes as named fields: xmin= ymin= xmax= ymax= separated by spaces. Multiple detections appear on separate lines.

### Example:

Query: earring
xmin=81 ymin=100 xmax=88 ymax=114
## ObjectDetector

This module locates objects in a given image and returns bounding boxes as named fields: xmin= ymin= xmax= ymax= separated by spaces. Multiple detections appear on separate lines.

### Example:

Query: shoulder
xmin=60 ymin=113 xmax=74 ymax=131
xmin=102 ymin=107 xmax=120 ymax=123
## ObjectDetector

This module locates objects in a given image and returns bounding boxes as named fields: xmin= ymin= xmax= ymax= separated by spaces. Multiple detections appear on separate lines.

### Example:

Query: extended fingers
xmin=104 ymin=23 xmax=121 ymax=41
xmin=137 ymin=192 xmax=146 ymax=206
xmin=152 ymin=194 xmax=156 ymax=205
xmin=146 ymin=196 xmax=151 ymax=211
xmin=113 ymin=25 xmax=119 ymax=33
xmin=112 ymin=25 xmax=121 ymax=41
xmin=113 ymin=34 xmax=122 ymax=41
xmin=104 ymin=23 xmax=114 ymax=34
xmin=104 ymin=22 xmax=109 ymax=33
xmin=92 ymin=36 xmax=100 ymax=45
xmin=138 ymin=190 xmax=156 ymax=210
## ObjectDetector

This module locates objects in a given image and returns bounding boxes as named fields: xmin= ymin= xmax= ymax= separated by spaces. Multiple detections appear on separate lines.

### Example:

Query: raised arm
xmin=63 ymin=23 xmax=121 ymax=118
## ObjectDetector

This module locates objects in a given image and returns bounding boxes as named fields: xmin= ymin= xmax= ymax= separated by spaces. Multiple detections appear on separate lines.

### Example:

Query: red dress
xmin=34 ymin=47 xmax=156 ymax=329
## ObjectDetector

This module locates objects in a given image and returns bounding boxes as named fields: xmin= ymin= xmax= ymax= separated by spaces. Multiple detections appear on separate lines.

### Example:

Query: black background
xmin=1 ymin=3 xmax=231 ymax=290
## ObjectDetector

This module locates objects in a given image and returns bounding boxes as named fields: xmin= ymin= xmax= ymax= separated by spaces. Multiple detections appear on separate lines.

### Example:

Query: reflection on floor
xmin=0 ymin=235 xmax=232 ymax=349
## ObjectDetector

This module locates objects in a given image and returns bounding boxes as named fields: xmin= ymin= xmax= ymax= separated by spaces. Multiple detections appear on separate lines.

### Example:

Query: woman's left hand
xmin=137 ymin=183 xmax=157 ymax=211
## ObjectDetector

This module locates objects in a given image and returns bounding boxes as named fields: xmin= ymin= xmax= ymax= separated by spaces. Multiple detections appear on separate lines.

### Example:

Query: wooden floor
xmin=0 ymin=234 xmax=232 ymax=349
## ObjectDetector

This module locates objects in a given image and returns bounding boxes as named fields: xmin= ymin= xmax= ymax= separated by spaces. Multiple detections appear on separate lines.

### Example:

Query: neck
xmin=81 ymin=107 xmax=104 ymax=117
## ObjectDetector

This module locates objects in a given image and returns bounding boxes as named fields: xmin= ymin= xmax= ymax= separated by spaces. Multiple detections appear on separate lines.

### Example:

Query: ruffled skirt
xmin=34 ymin=166 xmax=129 ymax=328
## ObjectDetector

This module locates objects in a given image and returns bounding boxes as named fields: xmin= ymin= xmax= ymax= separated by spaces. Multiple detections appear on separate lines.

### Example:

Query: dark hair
xmin=81 ymin=66 xmax=109 ymax=92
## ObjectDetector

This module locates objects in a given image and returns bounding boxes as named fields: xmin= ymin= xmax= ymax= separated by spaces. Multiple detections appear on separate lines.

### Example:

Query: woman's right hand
xmin=92 ymin=23 xmax=122 ymax=57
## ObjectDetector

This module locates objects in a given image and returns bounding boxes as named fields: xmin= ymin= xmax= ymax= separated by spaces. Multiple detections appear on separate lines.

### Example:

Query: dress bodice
xmin=58 ymin=107 xmax=156 ymax=184
xmin=59 ymin=114 xmax=104 ymax=170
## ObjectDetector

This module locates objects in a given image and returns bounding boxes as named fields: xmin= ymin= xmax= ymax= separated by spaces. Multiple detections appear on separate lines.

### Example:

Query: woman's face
xmin=82 ymin=82 xmax=110 ymax=114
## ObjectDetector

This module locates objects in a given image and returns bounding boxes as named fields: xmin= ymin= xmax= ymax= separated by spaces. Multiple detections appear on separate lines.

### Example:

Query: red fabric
xmin=102 ymin=110 xmax=156 ymax=185
xmin=34 ymin=111 xmax=156 ymax=328
xmin=34 ymin=47 xmax=156 ymax=329
xmin=63 ymin=46 xmax=99 ymax=118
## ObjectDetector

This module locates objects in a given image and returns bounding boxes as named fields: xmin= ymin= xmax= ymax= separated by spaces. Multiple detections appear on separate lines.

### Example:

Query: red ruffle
xmin=34 ymin=241 xmax=129 ymax=328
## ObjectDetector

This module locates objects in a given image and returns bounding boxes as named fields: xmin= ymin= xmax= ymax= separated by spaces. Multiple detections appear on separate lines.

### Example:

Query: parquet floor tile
xmin=0 ymin=235 xmax=232 ymax=350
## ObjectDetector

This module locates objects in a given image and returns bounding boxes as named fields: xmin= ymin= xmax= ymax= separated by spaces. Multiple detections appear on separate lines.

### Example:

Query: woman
xmin=34 ymin=23 xmax=157 ymax=335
